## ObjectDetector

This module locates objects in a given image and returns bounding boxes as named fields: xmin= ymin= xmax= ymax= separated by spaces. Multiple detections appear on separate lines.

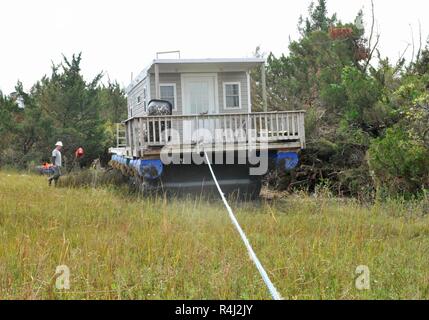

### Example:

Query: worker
xmin=75 ymin=146 xmax=84 ymax=159
xmin=74 ymin=146 xmax=85 ymax=169
xmin=48 ymin=141 xmax=63 ymax=186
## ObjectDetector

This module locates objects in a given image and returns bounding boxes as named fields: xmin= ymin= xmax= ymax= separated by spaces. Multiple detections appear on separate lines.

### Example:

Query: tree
xmin=0 ymin=53 xmax=126 ymax=169
xmin=259 ymin=0 xmax=391 ymax=197
xmin=299 ymin=0 xmax=337 ymax=35
xmin=369 ymin=127 xmax=429 ymax=197
xmin=98 ymin=80 xmax=127 ymax=123
xmin=368 ymin=55 xmax=429 ymax=197
xmin=32 ymin=53 xmax=110 ymax=167
xmin=0 ymin=91 xmax=20 ymax=165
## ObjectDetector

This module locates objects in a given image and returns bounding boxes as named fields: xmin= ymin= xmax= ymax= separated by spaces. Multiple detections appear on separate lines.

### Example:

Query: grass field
xmin=0 ymin=171 xmax=428 ymax=300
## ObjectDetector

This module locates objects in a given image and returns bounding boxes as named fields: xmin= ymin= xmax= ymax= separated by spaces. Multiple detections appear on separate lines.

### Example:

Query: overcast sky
xmin=1 ymin=0 xmax=428 ymax=94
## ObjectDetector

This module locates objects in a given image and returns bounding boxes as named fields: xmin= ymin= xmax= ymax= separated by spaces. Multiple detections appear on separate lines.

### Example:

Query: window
xmin=137 ymin=96 xmax=141 ymax=104
xmin=223 ymin=82 xmax=241 ymax=109
xmin=159 ymin=84 xmax=177 ymax=110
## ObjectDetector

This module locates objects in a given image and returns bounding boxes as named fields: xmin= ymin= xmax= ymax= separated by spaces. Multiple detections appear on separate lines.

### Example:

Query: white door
xmin=182 ymin=74 xmax=218 ymax=144
xmin=182 ymin=74 xmax=217 ymax=115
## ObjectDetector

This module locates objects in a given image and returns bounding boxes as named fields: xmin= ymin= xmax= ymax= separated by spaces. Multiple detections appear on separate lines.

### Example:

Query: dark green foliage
xmin=298 ymin=0 xmax=337 ymax=35
xmin=0 ymin=92 xmax=19 ymax=146
xmin=98 ymin=81 xmax=127 ymax=123
xmin=369 ymin=127 xmax=429 ymax=197
xmin=368 ymin=61 xmax=429 ymax=197
xmin=259 ymin=0 xmax=428 ymax=199
xmin=0 ymin=53 xmax=126 ymax=170
xmin=257 ymin=1 xmax=381 ymax=198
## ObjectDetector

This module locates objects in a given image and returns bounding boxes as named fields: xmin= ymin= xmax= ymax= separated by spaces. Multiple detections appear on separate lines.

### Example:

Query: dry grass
xmin=57 ymin=168 xmax=127 ymax=188
xmin=0 ymin=171 xmax=428 ymax=300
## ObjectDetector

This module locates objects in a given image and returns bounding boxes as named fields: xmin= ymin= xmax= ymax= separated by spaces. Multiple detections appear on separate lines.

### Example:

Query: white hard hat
xmin=55 ymin=141 xmax=63 ymax=147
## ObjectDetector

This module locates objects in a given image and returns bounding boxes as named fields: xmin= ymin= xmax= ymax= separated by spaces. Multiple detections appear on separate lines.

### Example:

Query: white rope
xmin=203 ymin=151 xmax=282 ymax=300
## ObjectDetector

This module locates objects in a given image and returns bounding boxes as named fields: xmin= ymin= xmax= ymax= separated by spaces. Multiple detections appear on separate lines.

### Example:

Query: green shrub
xmin=369 ymin=126 xmax=429 ymax=197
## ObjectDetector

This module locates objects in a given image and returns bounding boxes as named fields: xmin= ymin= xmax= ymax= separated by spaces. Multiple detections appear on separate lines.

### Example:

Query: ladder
xmin=115 ymin=123 xmax=127 ymax=148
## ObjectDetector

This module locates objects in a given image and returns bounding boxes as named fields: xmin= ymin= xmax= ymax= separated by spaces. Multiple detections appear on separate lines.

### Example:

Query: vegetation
xmin=0 ymin=53 xmax=126 ymax=169
xmin=1 ymin=171 xmax=428 ymax=299
xmin=252 ymin=0 xmax=429 ymax=199
xmin=1 ymin=0 xmax=428 ymax=302
xmin=0 ymin=0 xmax=428 ymax=201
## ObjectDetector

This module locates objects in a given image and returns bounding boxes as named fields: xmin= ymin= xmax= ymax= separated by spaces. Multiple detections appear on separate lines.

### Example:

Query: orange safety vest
xmin=75 ymin=147 xmax=84 ymax=158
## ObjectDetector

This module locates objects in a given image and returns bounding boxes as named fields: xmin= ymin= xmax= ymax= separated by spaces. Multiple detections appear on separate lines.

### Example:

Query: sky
xmin=1 ymin=0 xmax=428 ymax=94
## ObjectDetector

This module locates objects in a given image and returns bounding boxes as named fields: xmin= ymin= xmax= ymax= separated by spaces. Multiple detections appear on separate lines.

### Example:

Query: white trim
xmin=159 ymin=83 xmax=177 ymax=111
xmin=247 ymin=71 xmax=252 ymax=113
xmin=127 ymin=74 xmax=148 ymax=95
xmin=223 ymin=82 xmax=242 ymax=110
xmin=214 ymin=74 xmax=219 ymax=114
xmin=142 ymin=86 xmax=147 ymax=111
xmin=181 ymin=73 xmax=219 ymax=114
xmin=128 ymin=58 xmax=265 ymax=94
xmin=153 ymin=58 xmax=265 ymax=64
xmin=180 ymin=74 xmax=185 ymax=114
xmin=129 ymin=100 xmax=133 ymax=117
xmin=147 ymin=76 xmax=151 ymax=112
xmin=155 ymin=63 xmax=160 ymax=99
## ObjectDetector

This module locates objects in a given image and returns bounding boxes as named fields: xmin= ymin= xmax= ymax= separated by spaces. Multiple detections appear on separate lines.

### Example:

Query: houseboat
xmin=110 ymin=57 xmax=306 ymax=198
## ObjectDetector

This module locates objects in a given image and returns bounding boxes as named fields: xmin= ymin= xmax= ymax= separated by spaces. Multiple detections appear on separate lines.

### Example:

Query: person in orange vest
xmin=75 ymin=146 xmax=84 ymax=159
xmin=74 ymin=146 xmax=85 ymax=169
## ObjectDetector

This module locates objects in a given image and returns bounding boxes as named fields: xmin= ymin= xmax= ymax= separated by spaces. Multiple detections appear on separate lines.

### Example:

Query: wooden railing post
xmin=133 ymin=120 xmax=138 ymax=157
xmin=139 ymin=118 xmax=145 ymax=154
xmin=299 ymin=112 xmax=306 ymax=148
xmin=127 ymin=121 xmax=133 ymax=157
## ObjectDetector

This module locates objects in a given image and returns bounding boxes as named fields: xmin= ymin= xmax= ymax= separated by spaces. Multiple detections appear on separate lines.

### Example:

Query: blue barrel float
xmin=111 ymin=155 xmax=163 ymax=181
xmin=139 ymin=160 xmax=163 ymax=180
xmin=112 ymin=152 xmax=295 ymax=181
xmin=270 ymin=152 xmax=300 ymax=171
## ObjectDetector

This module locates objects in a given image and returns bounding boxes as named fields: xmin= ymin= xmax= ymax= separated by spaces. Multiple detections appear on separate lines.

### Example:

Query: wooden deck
xmin=121 ymin=111 xmax=306 ymax=158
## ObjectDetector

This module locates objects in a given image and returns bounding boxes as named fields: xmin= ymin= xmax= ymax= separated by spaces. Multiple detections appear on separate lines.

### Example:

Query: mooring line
xmin=203 ymin=151 xmax=282 ymax=300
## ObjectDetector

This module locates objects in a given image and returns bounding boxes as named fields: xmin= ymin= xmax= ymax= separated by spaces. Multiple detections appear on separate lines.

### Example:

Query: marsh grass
xmin=0 ymin=171 xmax=428 ymax=300
xmin=57 ymin=168 xmax=128 ymax=189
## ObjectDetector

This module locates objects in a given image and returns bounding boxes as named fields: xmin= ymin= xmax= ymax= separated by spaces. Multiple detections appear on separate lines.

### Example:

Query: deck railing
xmin=124 ymin=111 xmax=306 ymax=157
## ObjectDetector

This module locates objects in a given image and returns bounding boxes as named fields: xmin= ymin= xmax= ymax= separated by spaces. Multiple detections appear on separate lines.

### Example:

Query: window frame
xmin=223 ymin=82 xmax=242 ymax=110
xmin=159 ymin=83 xmax=177 ymax=111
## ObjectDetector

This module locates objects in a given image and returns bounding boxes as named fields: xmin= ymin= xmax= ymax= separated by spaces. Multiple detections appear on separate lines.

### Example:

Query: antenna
xmin=156 ymin=50 xmax=181 ymax=59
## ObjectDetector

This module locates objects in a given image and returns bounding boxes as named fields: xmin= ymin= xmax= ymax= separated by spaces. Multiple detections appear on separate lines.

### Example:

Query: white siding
xmin=218 ymin=72 xmax=248 ymax=114
xmin=127 ymin=77 xmax=149 ymax=118
xmin=149 ymin=73 xmax=182 ymax=115
xmin=128 ymin=70 xmax=250 ymax=117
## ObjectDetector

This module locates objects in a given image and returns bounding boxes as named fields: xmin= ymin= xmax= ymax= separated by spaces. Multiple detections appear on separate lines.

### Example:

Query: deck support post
xmin=261 ymin=63 xmax=267 ymax=112
xmin=116 ymin=123 xmax=120 ymax=148
xmin=155 ymin=63 xmax=160 ymax=99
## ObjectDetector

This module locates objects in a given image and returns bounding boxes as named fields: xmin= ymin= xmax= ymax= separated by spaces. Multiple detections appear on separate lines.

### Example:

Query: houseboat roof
xmin=127 ymin=58 xmax=265 ymax=93
xmin=149 ymin=57 xmax=265 ymax=70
